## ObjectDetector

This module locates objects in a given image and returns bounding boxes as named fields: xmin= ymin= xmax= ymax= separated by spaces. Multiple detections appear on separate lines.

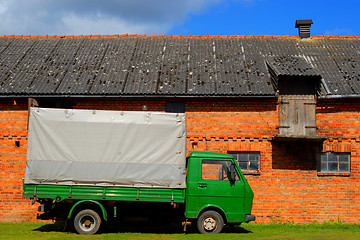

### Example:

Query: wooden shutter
xmin=279 ymin=95 xmax=316 ymax=136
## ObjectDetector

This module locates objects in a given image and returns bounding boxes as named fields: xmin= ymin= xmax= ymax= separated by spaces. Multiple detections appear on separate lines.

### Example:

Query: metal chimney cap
xmin=295 ymin=19 xmax=313 ymax=28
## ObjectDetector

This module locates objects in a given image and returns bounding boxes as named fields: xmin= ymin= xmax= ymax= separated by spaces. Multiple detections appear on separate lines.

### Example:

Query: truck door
xmin=193 ymin=159 xmax=245 ymax=222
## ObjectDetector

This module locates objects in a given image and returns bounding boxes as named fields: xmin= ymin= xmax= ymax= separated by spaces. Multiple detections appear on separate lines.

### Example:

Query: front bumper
xmin=245 ymin=214 xmax=256 ymax=223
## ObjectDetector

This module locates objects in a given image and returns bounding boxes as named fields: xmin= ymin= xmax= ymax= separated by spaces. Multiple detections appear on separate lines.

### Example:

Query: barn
xmin=1 ymin=22 xmax=359 ymax=223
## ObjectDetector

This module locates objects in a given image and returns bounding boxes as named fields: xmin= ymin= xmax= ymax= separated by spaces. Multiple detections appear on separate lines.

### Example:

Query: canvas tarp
xmin=25 ymin=107 xmax=187 ymax=188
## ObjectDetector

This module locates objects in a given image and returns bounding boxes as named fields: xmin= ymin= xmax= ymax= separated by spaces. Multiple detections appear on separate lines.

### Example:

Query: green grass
xmin=1 ymin=221 xmax=360 ymax=240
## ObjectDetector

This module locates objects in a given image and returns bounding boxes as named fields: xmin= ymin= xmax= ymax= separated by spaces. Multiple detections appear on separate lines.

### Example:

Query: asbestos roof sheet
xmin=266 ymin=56 xmax=320 ymax=77
xmin=0 ymin=35 xmax=359 ymax=97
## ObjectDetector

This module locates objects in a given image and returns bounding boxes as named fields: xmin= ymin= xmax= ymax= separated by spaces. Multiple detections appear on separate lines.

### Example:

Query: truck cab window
xmin=202 ymin=160 xmax=239 ymax=181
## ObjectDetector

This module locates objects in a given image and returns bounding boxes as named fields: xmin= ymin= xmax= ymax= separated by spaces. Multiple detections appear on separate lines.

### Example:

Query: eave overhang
xmin=271 ymin=134 xmax=327 ymax=143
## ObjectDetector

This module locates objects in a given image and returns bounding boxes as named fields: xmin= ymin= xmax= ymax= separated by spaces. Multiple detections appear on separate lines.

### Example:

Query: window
xmin=228 ymin=151 xmax=260 ymax=171
xmin=166 ymin=102 xmax=185 ymax=113
xmin=318 ymin=152 xmax=350 ymax=173
xmin=202 ymin=160 xmax=239 ymax=181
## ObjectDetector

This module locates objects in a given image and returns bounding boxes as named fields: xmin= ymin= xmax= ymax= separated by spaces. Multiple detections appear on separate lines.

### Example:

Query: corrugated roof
xmin=266 ymin=56 xmax=320 ymax=77
xmin=0 ymin=35 xmax=359 ymax=97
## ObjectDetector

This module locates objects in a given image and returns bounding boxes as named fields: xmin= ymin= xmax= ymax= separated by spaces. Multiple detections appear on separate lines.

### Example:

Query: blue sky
xmin=0 ymin=0 xmax=359 ymax=36
xmin=171 ymin=0 xmax=360 ymax=36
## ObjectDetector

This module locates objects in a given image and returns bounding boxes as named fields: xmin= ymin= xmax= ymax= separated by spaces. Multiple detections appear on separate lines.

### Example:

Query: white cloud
xmin=0 ymin=0 xmax=226 ymax=35
xmin=61 ymin=13 xmax=172 ymax=35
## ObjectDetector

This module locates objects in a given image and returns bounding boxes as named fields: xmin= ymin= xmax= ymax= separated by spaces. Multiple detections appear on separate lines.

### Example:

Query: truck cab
xmin=185 ymin=151 xmax=255 ymax=234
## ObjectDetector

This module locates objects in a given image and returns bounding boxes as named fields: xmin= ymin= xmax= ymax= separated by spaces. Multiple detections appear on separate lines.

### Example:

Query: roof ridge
xmin=0 ymin=34 xmax=359 ymax=39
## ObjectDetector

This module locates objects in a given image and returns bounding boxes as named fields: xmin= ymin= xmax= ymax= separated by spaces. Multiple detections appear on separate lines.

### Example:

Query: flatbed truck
xmin=23 ymin=108 xmax=255 ymax=234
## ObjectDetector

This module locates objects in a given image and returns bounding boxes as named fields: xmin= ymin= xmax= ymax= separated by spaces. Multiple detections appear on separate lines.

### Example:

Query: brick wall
xmin=0 ymin=97 xmax=359 ymax=223
xmin=0 ymin=99 xmax=38 ymax=221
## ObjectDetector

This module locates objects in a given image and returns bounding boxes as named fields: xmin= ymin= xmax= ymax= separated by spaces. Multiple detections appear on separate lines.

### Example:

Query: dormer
xmin=267 ymin=56 xmax=326 ymax=142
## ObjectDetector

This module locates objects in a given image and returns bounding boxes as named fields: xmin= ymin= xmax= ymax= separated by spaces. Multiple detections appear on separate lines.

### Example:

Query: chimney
xmin=295 ymin=19 xmax=313 ymax=39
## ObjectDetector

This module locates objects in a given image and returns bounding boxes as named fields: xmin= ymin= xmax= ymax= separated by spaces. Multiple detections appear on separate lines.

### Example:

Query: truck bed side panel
xmin=23 ymin=184 xmax=186 ymax=203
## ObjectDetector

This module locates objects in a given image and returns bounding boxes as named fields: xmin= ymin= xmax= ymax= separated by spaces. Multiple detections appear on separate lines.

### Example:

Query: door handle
xmin=198 ymin=183 xmax=207 ymax=188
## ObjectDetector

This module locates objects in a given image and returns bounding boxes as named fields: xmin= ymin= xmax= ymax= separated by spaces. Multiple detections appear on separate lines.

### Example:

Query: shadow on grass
xmin=33 ymin=221 xmax=66 ymax=232
xmin=33 ymin=220 xmax=252 ymax=234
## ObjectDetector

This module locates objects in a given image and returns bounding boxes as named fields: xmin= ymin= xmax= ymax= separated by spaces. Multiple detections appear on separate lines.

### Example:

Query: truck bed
xmin=23 ymin=183 xmax=186 ymax=203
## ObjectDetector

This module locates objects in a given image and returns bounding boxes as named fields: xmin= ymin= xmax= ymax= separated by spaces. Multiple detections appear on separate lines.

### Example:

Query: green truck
xmin=23 ymin=108 xmax=255 ymax=234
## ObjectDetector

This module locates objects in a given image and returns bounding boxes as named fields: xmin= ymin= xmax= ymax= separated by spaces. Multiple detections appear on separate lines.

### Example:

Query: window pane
xmin=327 ymin=153 xmax=337 ymax=162
xmin=249 ymin=153 xmax=259 ymax=161
xmin=320 ymin=153 xmax=327 ymax=162
xmin=238 ymin=162 xmax=248 ymax=170
xmin=339 ymin=163 xmax=349 ymax=172
xmin=321 ymin=162 xmax=327 ymax=172
xmin=328 ymin=162 xmax=338 ymax=172
xmin=339 ymin=154 xmax=349 ymax=163
xmin=249 ymin=161 xmax=259 ymax=171
xmin=238 ymin=153 xmax=248 ymax=161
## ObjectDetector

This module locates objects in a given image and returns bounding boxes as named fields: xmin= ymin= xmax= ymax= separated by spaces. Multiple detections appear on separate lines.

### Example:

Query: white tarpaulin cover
xmin=25 ymin=107 xmax=186 ymax=188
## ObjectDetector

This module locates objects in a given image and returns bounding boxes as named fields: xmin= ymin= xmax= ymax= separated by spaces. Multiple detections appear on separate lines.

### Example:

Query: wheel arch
xmin=197 ymin=205 xmax=228 ymax=224
xmin=68 ymin=200 xmax=107 ymax=221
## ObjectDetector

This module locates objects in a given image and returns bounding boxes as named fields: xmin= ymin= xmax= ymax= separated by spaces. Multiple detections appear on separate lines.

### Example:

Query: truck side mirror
xmin=229 ymin=163 xmax=236 ymax=184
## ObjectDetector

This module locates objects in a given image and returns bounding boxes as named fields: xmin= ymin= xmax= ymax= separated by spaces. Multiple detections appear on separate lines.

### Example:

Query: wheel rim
xmin=203 ymin=217 xmax=217 ymax=231
xmin=79 ymin=215 xmax=96 ymax=232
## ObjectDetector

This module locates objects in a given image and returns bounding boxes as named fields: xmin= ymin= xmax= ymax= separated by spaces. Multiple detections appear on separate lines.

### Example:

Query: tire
xmin=74 ymin=209 xmax=101 ymax=235
xmin=197 ymin=210 xmax=224 ymax=234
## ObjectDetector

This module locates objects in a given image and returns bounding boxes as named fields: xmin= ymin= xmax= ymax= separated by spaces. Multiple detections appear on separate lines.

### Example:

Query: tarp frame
xmin=25 ymin=107 xmax=187 ymax=188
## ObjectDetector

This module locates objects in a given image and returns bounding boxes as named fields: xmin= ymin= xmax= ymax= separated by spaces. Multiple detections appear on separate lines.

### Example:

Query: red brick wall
xmin=0 ymin=99 xmax=38 ymax=221
xmin=0 ymin=97 xmax=359 ymax=223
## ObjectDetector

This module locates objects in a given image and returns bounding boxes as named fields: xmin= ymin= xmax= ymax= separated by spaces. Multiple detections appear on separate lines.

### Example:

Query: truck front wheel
xmin=197 ymin=210 xmax=224 ymax=234
xmin=74 ymin=209 xmax=101 ymax=235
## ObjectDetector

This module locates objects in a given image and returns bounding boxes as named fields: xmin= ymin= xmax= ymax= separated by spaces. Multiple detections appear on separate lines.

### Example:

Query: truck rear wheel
xmin=197 ymin=210 xmax=224 ymax=234
xmin=74 ymin=209 xmax=101 ymax=235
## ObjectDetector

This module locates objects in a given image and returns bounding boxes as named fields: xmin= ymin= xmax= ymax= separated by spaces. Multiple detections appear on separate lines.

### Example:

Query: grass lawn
xmin=1 ymin=221 xmax=360 ymax=240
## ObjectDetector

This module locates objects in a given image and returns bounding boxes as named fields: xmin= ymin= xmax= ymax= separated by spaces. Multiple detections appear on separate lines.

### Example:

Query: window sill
xmin=317 ymin=172 xmax=351 ymax=177
xmin=242 ymin=170 xmax=261 ymax=175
